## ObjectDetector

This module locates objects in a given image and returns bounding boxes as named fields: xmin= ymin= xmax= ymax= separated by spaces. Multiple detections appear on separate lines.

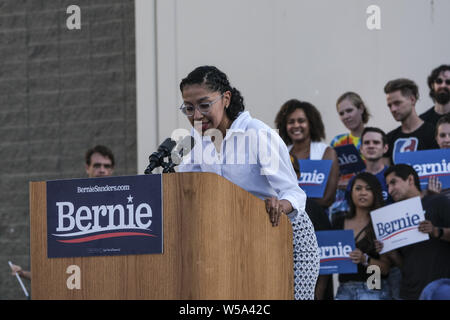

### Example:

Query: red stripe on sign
xmin=420 ymin=173 xmax=450 ymax=178
xmin=381 ymin=226 xmax=418 ymax=241
xmin=57 ymin=232 xmax=157 ymax=243
xmin=321 ymin=257 xmax=351 ymax=263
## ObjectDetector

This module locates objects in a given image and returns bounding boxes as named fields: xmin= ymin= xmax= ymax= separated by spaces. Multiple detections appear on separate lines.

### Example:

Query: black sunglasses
xmin=435 ymin=78 xmax=450 ymax=85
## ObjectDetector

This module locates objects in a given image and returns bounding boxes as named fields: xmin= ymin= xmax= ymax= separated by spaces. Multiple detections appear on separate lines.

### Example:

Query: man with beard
xmin=420 ymin=65 xmax=450 ymax=127
xmin=383 ymin=78 xmax=439 ymax=164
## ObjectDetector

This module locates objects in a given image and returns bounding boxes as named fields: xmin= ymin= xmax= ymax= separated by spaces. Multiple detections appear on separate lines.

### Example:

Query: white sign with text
xmin=370 ymin=197 xmax=429 ymax=253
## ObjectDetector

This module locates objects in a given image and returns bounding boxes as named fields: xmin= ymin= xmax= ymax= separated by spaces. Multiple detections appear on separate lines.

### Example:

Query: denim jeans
xmin=387 ymin=267 xmax=402 ymax=300
xmin=335 ymin=281 xmax=392 ymax=300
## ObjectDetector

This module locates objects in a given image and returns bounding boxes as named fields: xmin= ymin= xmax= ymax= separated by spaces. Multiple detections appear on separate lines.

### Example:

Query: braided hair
xmin=180 ymin=66 xmax=245 ymax=121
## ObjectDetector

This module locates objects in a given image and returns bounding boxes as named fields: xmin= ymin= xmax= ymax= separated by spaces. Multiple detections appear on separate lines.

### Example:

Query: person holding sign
xmin=332 ymin=172 xmax=391 ymax=300
xmin=177 ymin=66 xmax=319 ymax=300
xmin=394 ymin=115 xmax=450 ymax=197
xmin=383 ymin=164 xmax=450 ymax=300
xmin=330 ymin=92 xmax=371 ymax=216
xmin=348 ymin=128 xmax=400 ymax=299
xmin=411 ymin=114 xmax=450 ymax=198
xmin=275 ymin=99 xmax=339 ymax=209
xmin=430 ymin=114 xmax=450 ymax=199
xmin=275 ymin=100 xmax=337 ymax=299
xmin=436 ymin=113 xmax=450 ymax=149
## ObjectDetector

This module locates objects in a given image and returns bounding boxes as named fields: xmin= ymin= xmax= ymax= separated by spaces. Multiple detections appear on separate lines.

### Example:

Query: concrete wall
xmin=0 ymin=0 xmax=136 ymax=299
xmin=136 ymin=0 xmax=450 ymax=172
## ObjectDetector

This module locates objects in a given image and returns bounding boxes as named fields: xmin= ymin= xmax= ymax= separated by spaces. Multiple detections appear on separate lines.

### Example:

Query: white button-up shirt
xmin=177 ymin=111 xmax=307 ymax=221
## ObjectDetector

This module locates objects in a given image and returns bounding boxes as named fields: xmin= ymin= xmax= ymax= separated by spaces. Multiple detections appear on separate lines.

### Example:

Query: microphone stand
xmin=145 ymin=136 xmax=192 ymax=174
xmin=161 ymin=155 xmax=177 ymax=173
xmin=145 ymin=155 xmax=177 ymax=174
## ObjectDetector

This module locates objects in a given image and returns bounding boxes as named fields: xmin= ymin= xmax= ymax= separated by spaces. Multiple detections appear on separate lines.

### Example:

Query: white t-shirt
xmin=287 ymin=141 xmax=328 ymax=160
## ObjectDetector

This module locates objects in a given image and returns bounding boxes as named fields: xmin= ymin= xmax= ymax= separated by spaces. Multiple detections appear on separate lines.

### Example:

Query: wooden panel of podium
xmin=30 ymin=172 xmax=293 ymax=299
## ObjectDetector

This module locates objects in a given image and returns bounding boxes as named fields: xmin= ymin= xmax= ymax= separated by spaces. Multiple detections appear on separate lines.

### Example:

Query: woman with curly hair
xmin=177 ymin=66 xmax=319 ymax=300
xmin=275 ymin=99 xmax=339 ymax=209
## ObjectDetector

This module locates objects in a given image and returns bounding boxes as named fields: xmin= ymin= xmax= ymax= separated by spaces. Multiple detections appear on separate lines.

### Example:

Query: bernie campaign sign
xmin=316 ymin=230 xmax=357 ymax=275
xmin=370 ymin=196 xmax=428 ymax=254
xmin=46 ymin=175 xmax=163 ymax=258
xmin=334 ymin=144 xmax=366 ymax=175
xmin=297 ymin=160 xmax=332 ymax=198
xmin=394 ymin=148 xmax=450 ymax=190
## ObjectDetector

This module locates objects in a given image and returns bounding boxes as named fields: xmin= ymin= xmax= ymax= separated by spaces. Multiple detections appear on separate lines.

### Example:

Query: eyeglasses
xmin=93 ymin=163 xmax=113 ymax=169
xmin=435 ymin=78 xmax=450 ymax=85
xmin=179 ymin=94 xmax=224 ymax=117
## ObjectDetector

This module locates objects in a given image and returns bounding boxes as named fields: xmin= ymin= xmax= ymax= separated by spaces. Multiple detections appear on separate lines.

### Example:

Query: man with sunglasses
xmin=85 ymin=145 xmax=115 ymax=178
xmin=420 ymin=65 xmax=450 ymax=127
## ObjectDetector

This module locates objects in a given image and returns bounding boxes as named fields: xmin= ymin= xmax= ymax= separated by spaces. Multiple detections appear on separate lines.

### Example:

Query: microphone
xmin=144 ymin=138 xmax=177 ymax=174
xmin=171 ymin=135 xmax=195 ymax=165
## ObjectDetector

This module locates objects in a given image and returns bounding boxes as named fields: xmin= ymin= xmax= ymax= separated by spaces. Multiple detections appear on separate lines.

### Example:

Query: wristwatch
xmin=437 ymin=227 xmax=444 ymax=239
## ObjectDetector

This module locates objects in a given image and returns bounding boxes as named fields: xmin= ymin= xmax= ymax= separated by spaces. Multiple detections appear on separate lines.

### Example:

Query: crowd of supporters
xmin=274 ymin=64 xmax=450 ymax=300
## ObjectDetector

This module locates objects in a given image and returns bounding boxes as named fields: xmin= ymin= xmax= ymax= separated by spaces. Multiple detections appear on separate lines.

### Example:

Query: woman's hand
xmin=349 ymin=248 xmax=368 ymax=265
xmin=374 ymin=240 xmax=384 ymax=253
xmin=265 ymin=197 xmax=292 ymax=227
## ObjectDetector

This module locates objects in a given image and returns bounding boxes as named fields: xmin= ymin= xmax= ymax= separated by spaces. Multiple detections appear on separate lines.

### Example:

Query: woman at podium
xmin=176 ymin=65 xmax=319 ymax=300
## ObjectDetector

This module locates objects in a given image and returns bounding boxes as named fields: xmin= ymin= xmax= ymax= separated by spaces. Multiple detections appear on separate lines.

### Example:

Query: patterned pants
xmin=292 ymin=212 xmax=320 ymax=300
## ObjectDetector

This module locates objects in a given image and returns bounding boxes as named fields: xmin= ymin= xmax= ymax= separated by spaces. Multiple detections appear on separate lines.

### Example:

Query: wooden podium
xmin=30 ymin=172 xmax=293 ymax=299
